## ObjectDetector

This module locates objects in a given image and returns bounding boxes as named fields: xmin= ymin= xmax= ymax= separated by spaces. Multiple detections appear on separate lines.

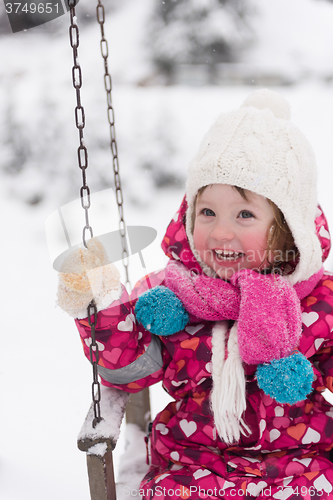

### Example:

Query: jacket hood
xmin=161 ymin=196 xmax=331 ymax=277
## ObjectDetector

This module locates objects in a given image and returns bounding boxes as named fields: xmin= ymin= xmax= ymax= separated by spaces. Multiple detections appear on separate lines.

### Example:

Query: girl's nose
xmin=210 ymin=222 xmax=235 ymax=242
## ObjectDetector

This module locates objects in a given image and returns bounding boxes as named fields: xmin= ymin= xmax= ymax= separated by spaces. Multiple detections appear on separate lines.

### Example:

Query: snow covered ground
xmin=1 ymin=1 xmax=333 ymax=499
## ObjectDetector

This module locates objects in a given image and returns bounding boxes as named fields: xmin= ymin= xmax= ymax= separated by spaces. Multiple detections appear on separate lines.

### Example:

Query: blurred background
xmin=1 ymin=0 xmax=333 ymax=499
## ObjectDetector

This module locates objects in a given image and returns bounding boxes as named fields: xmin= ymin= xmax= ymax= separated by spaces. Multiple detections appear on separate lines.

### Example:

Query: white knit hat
xmin=186 ymin=89 xmax=322 ymax=285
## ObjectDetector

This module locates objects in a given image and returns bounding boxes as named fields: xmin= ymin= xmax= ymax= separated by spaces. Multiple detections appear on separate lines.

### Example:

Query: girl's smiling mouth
xmin=214 ymin=249 xmax=245 ymax=261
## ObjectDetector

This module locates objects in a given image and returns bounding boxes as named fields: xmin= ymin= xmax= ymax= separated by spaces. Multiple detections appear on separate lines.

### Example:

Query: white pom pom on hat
xmin=241 ymin=88 xmax=291 ymax=120
xmin=185 ymin=89 xmax=322 ymax=285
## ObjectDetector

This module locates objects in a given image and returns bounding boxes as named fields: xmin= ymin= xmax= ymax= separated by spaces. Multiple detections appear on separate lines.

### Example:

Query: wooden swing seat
xmin=78 ymin=386 xmax=150 ymax=500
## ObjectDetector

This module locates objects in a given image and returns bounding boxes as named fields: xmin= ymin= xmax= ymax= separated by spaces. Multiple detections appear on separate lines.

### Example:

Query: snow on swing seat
xmin=78 ymin=385 xmax=129 ymax=450
xmin=78 ymin=385 xmax=149 ymax=500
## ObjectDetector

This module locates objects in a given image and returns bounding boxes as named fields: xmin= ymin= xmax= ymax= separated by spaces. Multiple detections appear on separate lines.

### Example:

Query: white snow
xmin=87 ymin=442 xmax=108 ymax=457
xmin=1 ymin=1 xmax=333 ymax=499
xmin=116 ymin=424 xmax=150 ymax=500
xmin=77 ymin=385 xmax=129 ymax=445
xmin=247 ymin=0 xmax=333 ymax=81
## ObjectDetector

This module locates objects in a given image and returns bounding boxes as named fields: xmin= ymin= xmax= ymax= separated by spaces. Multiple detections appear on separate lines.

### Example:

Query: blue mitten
xmin=135 ymin=286 xmax=189 ymax=336
xmin=256 ymin=351 xmax=314 ymax=405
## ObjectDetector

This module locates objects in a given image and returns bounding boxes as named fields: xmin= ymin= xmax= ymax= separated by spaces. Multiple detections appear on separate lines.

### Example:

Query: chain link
xmin=67 ymin=0 xmax=102 ymax=428
xmin=87 ymin=300 xmax=102 ymax=427
xmin=67 ymin=0 xmax=93 ymax=250
xmin=96 ymin=0 xmax=131 ymax=292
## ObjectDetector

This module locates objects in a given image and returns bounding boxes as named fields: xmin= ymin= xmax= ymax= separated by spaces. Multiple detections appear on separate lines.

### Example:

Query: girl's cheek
xmin=192 ymin=225 xmax=201 ymax=249
xmin=193 ymin=226 xmax=209 ymax=258
xmin=243 ymin=234 xmax=268 ymax=257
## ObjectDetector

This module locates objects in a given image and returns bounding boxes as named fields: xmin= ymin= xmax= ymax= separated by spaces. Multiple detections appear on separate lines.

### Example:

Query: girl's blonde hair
xmin=195 ymin=185 xmax=299 ymax=274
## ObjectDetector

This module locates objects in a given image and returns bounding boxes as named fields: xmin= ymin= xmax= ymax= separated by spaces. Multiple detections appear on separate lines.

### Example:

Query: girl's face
xmin=193 ymin=184 xmax=275 ymax=281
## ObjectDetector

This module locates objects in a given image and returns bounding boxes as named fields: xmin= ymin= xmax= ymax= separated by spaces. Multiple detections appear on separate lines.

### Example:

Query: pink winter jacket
xmin=75 ymin=197 xmax=333 ymax=486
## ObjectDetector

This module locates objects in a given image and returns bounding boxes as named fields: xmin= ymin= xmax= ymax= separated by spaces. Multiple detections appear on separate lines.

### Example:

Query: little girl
xmin=58 ymin=89 xmax=333 ymax=499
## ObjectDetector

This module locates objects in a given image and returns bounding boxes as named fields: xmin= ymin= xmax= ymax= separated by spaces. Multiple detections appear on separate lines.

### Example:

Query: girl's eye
xmin=202 ymin=208 xmax=215 ymax=217
xmin=239 ymin=210 xmax=254 ymax=219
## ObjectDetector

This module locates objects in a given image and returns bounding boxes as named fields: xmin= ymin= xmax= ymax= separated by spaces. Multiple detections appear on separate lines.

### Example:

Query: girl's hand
xmin=57 ymin=238 xmax=121 ymax=318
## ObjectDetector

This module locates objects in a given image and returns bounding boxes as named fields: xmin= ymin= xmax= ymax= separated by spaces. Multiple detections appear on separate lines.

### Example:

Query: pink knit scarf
xmin=164 ymin=260 xmax=324 ymax=365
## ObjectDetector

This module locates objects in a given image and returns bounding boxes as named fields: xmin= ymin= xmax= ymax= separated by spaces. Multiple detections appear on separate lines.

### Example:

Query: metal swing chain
xmin=67 ymin=0 xmax=102 ymax=428
xmin=96 ymin=0 xmax=131 ymax=292
xmin=68 ymin=0 xmax=93 ymax=248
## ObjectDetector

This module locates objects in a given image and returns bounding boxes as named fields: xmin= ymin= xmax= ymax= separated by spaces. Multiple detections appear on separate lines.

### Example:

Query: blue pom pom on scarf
xmin=135 ymin=286 xmax=189 ymax=336
xmin=256 ymin=352 xmax=314 ymax=405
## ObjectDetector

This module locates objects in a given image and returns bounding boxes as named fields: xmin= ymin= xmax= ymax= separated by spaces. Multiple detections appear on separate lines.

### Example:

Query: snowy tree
xmin=148 ymin=0 xmax=255 ymax=75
